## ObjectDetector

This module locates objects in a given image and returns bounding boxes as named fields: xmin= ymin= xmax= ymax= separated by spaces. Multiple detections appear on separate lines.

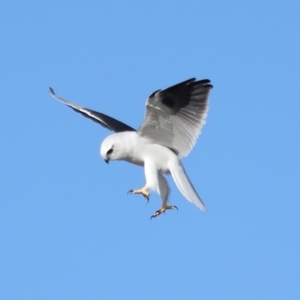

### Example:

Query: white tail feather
xmin=170 ymin=160 xmax=206 ymax=211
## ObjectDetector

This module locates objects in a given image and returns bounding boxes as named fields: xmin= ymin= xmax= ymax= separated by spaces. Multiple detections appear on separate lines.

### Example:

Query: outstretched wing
xmin=138 ymin=78 xmax=212 ymax=157
xmin=49 ymin=88 xmax=136 ymax=132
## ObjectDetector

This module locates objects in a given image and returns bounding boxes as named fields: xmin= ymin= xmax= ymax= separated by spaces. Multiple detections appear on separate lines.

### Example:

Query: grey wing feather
xmin=49 ymin=88 xmax=136 ymax=133
xmin=138 ymin=78 xmax=213 ymax=157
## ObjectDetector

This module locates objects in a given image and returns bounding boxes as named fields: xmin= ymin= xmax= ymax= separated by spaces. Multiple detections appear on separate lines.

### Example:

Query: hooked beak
xmin=104 ymin=158 xmax=109 ymax=164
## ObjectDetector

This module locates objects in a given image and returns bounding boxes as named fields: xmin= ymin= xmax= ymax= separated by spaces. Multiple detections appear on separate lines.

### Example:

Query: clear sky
xmin=1 ymin=1 xmax=299 ymax=299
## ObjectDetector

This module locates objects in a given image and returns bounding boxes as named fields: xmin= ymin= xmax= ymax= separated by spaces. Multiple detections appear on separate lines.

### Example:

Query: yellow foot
xmin=128 ymin=187 xmax=150 ymax=202
xmin=150 ymin=205 xmax=178 ymax=219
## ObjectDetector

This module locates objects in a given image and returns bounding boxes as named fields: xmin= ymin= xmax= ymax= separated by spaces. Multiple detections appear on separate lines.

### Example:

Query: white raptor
xmin=50 ymin=78 xmax=213 ymax=218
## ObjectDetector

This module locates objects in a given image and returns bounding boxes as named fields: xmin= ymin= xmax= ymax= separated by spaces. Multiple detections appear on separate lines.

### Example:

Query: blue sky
xmin=1 ymin=1 xmax=299 ymax=299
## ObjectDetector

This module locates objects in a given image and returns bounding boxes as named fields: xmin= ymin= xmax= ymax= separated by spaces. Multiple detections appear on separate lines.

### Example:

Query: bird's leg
xmin=128 ymin=185 xmax=150 ymax=202
xmin=150 ymin=197 xmax=178 ymax=219
xmin=150 ymin=172 xmax=177 ymax=219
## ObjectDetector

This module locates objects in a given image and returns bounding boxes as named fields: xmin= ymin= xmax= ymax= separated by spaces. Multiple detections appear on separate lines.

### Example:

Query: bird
xmin=50 ymin=78 xmax=213 ymax=218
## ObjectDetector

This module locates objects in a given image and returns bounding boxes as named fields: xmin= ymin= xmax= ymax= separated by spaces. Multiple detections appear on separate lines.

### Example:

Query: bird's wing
xmin=138 ymin=78 xmax=212 ymax=157
xmin=49 ymin=88 xmax=136 ymax=133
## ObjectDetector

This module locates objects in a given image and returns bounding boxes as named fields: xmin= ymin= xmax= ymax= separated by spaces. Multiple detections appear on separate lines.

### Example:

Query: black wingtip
xmin=191 ymin=79 xmax=213 ymax=89
xmin=194 ymin=79 xmax=211 ymax=85
xmin=49 ymin=87 xmax=55 ymax=95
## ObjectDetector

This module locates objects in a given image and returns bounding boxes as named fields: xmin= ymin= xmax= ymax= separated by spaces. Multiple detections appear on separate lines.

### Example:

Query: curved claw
xmin=150 ymin=210 xmax=161 ymax=220
xmin=150 ymin=205 xmax=178 ymax=219
xmin=127 ymin=189 xmax=149 ymax=203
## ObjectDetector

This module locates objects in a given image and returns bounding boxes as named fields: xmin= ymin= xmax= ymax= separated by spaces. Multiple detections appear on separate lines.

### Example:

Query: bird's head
xmin=100 ymin=134 xmax=122 ymax=164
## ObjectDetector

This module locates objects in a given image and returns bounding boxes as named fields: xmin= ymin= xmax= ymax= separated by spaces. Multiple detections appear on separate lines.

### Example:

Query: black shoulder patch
xmin=162 ymin=96 xmax=176 ymax=108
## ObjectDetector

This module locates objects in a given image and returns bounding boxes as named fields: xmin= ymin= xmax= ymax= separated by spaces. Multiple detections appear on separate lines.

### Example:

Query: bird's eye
xmin=106 ymin=148 xmax=113 ymax=156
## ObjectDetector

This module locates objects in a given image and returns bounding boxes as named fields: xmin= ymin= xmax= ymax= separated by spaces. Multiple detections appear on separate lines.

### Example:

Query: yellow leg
xmin=128 ymin=185 xmax=150 ymax=202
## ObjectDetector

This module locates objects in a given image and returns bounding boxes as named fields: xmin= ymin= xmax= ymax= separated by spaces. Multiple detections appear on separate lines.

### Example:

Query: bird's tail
xmin=169 ymin=160 xmax=206 ymax=211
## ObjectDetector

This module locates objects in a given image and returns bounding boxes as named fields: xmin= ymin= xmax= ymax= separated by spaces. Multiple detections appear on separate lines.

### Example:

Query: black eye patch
xmin=106 ymin=148 xmax=113 ymax=156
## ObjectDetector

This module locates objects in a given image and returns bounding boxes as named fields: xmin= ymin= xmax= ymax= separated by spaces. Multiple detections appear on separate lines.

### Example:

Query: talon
xmin=150 ymin=205 xmax=178 ymax=219
xmin=150 ymin=210 xmax=162 ymax=219
xmin=127 ymin=188 xmax=149 ymax=202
